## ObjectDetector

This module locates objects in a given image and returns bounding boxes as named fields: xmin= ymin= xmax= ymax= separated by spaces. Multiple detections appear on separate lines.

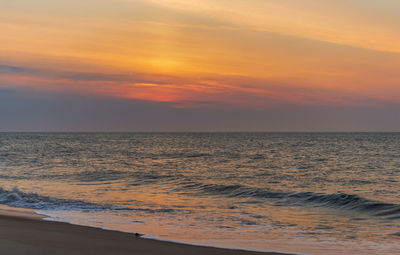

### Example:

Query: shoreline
xmin=0 ymin=206 xmax=293 ymax=255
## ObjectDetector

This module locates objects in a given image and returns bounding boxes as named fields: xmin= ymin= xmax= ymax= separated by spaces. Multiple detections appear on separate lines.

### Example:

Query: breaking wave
xmin=1 ymin=184 xmax=399 ymax=220
xmin=0 ymin=186 xmax=178 ymax=214
xmin=179 ymin=182 xmax=400 ymax=219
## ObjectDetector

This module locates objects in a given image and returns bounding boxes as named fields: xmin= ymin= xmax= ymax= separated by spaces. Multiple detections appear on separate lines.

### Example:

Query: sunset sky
xmin=1 ymin=0 xmax=400 ymax=131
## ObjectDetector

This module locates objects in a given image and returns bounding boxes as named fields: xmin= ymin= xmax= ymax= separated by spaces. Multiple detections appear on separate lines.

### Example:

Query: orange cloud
xmin=2 ymin=0 xmax=400 ymax=110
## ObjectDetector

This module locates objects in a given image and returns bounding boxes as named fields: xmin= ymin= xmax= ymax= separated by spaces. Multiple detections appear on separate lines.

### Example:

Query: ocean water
xmin=0 ymin=132 xmax=399 ymax=254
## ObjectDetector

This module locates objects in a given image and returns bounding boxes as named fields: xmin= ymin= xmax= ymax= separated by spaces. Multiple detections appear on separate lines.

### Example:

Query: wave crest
xmin=0 ymin=186 xmax=110 ymax=210
xmin=0 ymin=187 xmax=183 ymax=214
xmin=179 ymin=182 xmax=400 ymax=219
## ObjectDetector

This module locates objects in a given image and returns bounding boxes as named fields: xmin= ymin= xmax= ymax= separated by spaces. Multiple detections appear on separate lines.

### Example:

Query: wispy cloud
xmin=0 ymin=65 xmax=27 ymax=73
xmin=2 ymin=0 xmax=400 ymax=117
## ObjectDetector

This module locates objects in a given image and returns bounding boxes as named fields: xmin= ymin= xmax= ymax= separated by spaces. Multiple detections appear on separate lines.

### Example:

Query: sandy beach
xmin=0 ymin=209 xmax=290 ymax=255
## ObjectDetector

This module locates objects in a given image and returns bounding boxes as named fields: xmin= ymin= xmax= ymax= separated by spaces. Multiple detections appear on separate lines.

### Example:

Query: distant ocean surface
xmin=0 ymin=133 xmax=399 ymax=254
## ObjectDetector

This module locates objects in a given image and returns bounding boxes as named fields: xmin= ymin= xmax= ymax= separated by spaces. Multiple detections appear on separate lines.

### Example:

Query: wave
xmin=0 ymin=187 xmax=179 ymax=214
xmin=179 ymin=182 xmax=400 ymax=219
xmin=0 ymin=187 xmax=113 ymax=211
xmin=1 ymin=185 xmax=399 ymax=220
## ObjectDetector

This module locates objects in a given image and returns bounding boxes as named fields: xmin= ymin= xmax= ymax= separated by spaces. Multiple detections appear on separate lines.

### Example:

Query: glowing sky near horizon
xmin=1 ymin=0 xmax=400 ymax=130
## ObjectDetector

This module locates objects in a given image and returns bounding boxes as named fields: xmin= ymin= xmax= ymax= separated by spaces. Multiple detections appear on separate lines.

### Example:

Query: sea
xmin=0 ymin=132 xmax=399 ymax=255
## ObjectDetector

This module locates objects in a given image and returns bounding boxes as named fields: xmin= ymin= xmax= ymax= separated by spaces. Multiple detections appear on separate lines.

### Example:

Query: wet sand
xmin=0 ymin=210 xmax=291 ymax=255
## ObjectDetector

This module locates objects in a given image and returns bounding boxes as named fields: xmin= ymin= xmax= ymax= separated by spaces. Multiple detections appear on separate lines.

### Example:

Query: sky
xmin=1 ymin=0 xmax=400 ymax=131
